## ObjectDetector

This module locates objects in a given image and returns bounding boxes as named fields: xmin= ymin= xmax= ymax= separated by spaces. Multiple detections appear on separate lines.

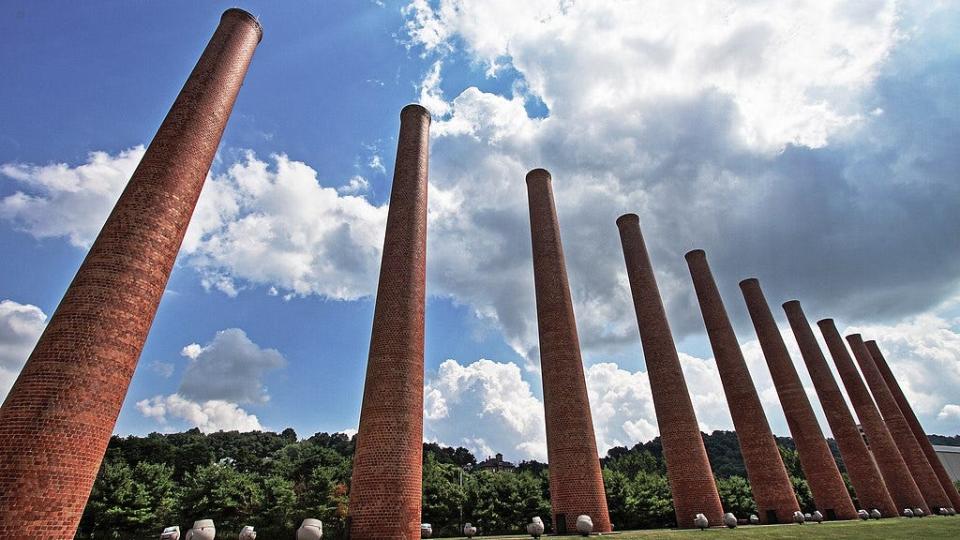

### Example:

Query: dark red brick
xmin=739 ymin=280 xmax=856 ymax=520
xmin=783 ymin=303 xmax=897 ymax=517
xmin=865 ymin=340 xmax=960 ymax=510
xmin=348 ymin=104 xmax=430 ymax=540
xmin=617 ymin=219 xmax=723 ymax=529
xmin=685 ymin=250 xmax=798 ymax=524
xmin=526 ymin=170 xmax=611 ymax=534
xmin=817 ymin=320 xmax=928 ymax=514
xmin=847 ymin=334 xmax=950 ymax=512
xmin=0 ymin=9 xmax=261 ymax=538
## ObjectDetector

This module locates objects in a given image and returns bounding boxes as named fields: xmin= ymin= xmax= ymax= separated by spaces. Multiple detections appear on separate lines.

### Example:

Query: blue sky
xmin=1 ymin=1 xmax=959 ymax=461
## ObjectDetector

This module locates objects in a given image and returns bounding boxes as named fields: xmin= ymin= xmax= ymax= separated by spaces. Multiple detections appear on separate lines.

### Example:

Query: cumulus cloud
xmin=397 ymin=0 xmax=960 ymax=369
xmin=136 ymin=394 xmax=264 ymax=433
xmin=424 ymin=359 xmax=547 ymax=460
xmin=0 ymin=299 xmax=47 ymax=402
xmin=0 ymin=146 xmax=145 ymax=247
xmin=137 ymin=328 xmax=285 ymax=433
xmin=178 ymin=328 xmax=285 ymax=405
xmin=185 ymin=152 xmax=388 ymax=299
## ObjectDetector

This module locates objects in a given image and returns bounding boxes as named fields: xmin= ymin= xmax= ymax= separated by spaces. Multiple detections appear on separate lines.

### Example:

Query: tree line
xmin=75 ymin=428 xmax=956 ymax=538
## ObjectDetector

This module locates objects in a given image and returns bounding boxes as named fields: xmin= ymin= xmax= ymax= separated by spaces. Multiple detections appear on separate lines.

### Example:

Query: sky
xmin=1 ymin=0 xmax=959 ymax=462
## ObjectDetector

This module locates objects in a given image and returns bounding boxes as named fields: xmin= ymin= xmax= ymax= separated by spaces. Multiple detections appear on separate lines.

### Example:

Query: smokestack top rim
xmin=400 ymin=103 xmax=432 ymax=123
xmin=615 ymin=213 xmax=640 ymax=227
xmin=739 ymin=277 xmax=760 ymax=288
xmin=816 ymin=318 xmax=835 ymax=327
xmin=782 ymin=299 xmax=801 ymax=309
xmin=847 ymin=333 xmax=864 ymax=341
xmin=525 ymin=168 xmax=552 ymax=184
xmin=222 ymin=8 xmax=263 ymax=43
xmin=684 ymin=248 xmax=706 ymax=261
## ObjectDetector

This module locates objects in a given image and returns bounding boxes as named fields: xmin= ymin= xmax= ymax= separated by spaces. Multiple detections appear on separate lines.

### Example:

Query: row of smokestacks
xmin=0 ymin=8 xmax=957 ymax=539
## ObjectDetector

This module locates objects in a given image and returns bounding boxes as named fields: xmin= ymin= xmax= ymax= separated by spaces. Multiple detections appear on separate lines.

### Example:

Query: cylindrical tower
xmin=348 ymin=104 xmax=431 ymax=540
xmin=846 ymin=334 xmax=950 ymax=513
xmin=817 ymin=319 xmax=928 ymax=514
xmin=685 ymin=250 xmax=798 ymax=524
xmin=526 ymin=169 xmax=611 ymax=534
xmin=782 ymin=303 xmax=897 ymax=517
xmin=865 ymin=340 xmax=960 ymax=510
xmin=739 ymin=280 xmax=856 ymax=520
xmin=0 ymin=10 xmax=261 ymax=538
xmin=617 ymin=219 xmax=723 ymax=529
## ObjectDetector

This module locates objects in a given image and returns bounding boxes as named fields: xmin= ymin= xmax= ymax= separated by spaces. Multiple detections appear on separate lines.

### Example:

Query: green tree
xmin=717 ymin=475 xmax=756 ymax=518
xmin=180 ymin=463 xmax=264 ymax=534
xmin=627 ymin=471 xmax=674 ymax=528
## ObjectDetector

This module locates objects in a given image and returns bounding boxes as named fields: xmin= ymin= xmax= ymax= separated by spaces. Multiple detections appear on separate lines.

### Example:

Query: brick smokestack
xmin=782 ymin=303 xmax=897 ymax=517
xmin=846 ymin=334 xmax=950 ymax=513
xmin=684 ymin=250 xmax=798 ymax=524
xmin=0 ymin=10 xmax=261 ymax=538
xmin=866 ymin=340 xmax=960 ymax=510
xmin=739 ymin=280 xmax=857 ymax=520
xmin=617 ymin=218 xmax=723 ymax=528
xmin=817 ymin=320 xmax=928 ymax=514
xmin=526 ymin=169 xmax=611 ymax=534
xmin=348 ymin=104 xmax=431 ymax=540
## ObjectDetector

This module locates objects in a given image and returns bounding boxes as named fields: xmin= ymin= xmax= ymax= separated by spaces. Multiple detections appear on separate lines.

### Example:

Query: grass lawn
xmin=459 ymin=517 xmax=960 ymax=539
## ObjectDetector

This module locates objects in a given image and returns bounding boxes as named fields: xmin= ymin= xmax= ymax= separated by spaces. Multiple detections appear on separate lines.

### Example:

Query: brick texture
xmin=685 ymin=250 xmax=798 ymax=524
xmin=846 ymin=334 xmax=950 ymax=512
xmin=348 ymin=104 xmax=431 ymax=540
xmin=782 ymin=303 xmax=897 ymax=517
xmin=526 ymin=170 xmax=611 ymax=534
xmin=865 ymin=340 xmax=960 ymax=510
xmin=817 ymin=320 xmax=929 ymax=514
xmin=739 ymin=280 xmax=857 ymax=520
xmin=0 ymin=10 xmax=260 ymax=539
xmin=616 ymin=219 xmax=723 ymax=529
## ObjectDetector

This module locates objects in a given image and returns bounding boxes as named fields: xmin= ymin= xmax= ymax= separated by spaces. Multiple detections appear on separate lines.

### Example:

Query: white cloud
xmin=338 ymin=175 xmax=370 ymax=195
xmin=939 ymin=404 xmax=960 ymax=422
xmin=178 ymin=328 xmax=285 ymax=405
xmin=136 ymin=394 xmax=263 ymax=433
xmin=0 ymin=299 xmax=47 ymax=402
xmin=185 ymin=152 xmax=389 ymax=299
xmin=424 ymin=359 xmax=547 ymax=460
xmin=0 ymin=146 xmax=145 ymax=247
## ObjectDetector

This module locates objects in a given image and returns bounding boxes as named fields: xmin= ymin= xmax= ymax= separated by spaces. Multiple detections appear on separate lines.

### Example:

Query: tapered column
xmin=685 ymin=250 xmax=798 ymax=524
xmin=847 ymin=334 xmax=950 ymax=512
xmin=817 ymin=320 xmax=928 ymax=514
xmin=348 ymin=104 xmax=430 ymax=540
xmin=782 ymin=303 xmax=897 ymax=516
xmin=866 ymin=340 xmax=960 ymax=509
xmin=526 ymin=170 xmax=611 ymax=534
xmin=617 ymin=218 xmax=722 ymax=528
xmin=0 ymin=10 xmax=261 ymax=538
xmin=739 ymin=280 xmax=857 ymax=520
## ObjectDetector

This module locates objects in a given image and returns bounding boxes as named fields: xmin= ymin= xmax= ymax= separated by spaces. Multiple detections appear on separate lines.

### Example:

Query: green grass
xmin=461 ymin=517 xmax=960 ymax=539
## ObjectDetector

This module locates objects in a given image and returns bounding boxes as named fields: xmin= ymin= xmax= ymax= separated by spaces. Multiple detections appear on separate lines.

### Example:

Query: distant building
xmin=933 ymin=445 xmax=960 ymax=481
xmin=477 ymin=453 xmax=515 ymax=472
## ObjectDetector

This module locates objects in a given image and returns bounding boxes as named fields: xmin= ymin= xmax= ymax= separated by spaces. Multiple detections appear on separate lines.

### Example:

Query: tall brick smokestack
xmin=617 ymin=218 xmax=723 ymax=529
xmin=846 ymin=334 xmax=950 ymax=513
xmin=782 ymin=302 xmax=897 ymax=517
xmin=348 ymin=104 xmax=431 ymax=540
xmin=817 ymin=320 xmax=928 ymax=514
xmin=0 ymin=10 xmax=261 ymax=537
xmin=526 ymin=169 xmax=611 ymax=534
xmin=739 ymin=280 xmax=856 ymax=520
xmin=684 ymin=250 xmax=798 ymax=524
xmin=865 ymin=340 xmax=960 ymax=510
